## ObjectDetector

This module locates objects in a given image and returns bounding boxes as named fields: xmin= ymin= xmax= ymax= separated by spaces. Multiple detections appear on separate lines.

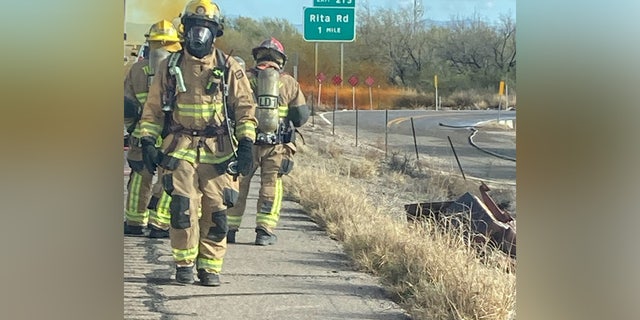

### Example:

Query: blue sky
xmin=128 ymin=0 xmax=515 ymax=25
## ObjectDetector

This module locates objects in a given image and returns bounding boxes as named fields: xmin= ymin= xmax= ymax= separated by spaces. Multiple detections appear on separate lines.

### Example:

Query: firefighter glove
xmin=141 ymin=136 xmax=160 ymax=174
xmin=236 ymin=138 xmax=253 ymax=176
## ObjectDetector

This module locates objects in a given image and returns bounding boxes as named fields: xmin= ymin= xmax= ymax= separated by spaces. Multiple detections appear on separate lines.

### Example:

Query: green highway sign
xmin=313 ymin=0 xmax=355 ymax=7
xmin=303 ymin=7 xmax=356 ymax=42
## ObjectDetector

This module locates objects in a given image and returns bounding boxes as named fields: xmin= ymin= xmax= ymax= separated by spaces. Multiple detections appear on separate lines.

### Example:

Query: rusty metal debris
xmin=404 ymin=182 xmax=516 ymax=258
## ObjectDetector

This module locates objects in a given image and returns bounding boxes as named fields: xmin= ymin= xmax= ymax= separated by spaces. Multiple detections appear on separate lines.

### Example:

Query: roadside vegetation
xmin=217 ymin=2 xmax=516 ymax=110
xmin=127 ymin=2 xmax=516 ymax=110
xmin=284 ymin=126 xmax=516 ymax=320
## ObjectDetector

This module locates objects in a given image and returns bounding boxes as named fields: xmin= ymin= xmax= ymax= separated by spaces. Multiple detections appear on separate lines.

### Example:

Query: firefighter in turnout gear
xmin=138 ymin=0 xmax=257 ymax=286
xmin=226 ymin=37 xmax=310 ymax=246
xmin=124 ymin=20 xmax=182 ymax=238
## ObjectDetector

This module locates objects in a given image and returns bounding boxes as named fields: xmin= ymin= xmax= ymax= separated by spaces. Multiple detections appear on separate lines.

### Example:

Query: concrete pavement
xmin=124 ymin=166 xmax=411 ymax=319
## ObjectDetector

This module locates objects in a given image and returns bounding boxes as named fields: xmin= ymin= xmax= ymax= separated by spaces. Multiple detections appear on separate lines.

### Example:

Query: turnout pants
xmin=165 ymin=159 xmax=238 ymax=274
xmin=125 ymin=137 xmax=171 ymax=230
xmin=227 ymin=143 xmax=293 ymax=234
xmin=147 ymin=168 xmax=172 ymax=230
xmin=125 ymin=143 xmax=167 ymax=227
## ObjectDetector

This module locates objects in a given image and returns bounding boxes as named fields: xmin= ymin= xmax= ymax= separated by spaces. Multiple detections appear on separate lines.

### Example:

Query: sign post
xmin=332 ymin=74 xmax=342 ymax=135
xmin=316 ymin=72 xmax=326 ymax=107
xmin=434 ymin=75 xmax=439 ymax=111
xmin=365 ymin=76 xmax=374 ymax=110
xmin=349 ymin=74 xmax=359 ymax=146
xmin=304 ymin=1 xmax=356 ymax=90
xmin=348 ymin=75 xmax=359 ymax=110
xmin=498 ymin=80 xmax=505 ymax=121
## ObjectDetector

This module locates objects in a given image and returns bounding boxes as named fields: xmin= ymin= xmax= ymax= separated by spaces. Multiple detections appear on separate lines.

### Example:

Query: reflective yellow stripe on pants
xmin=172 ymin=246 xmax=198 ymax=265
xmin=255 ymin=178 xmax=283 ymax=229
xmin=125 ymin=171 xmax=149 ymax=225
xmin=149 ymin=191 xmax=172 ymax=229
xmin=197 ymin=257 xmax=223 ymax=273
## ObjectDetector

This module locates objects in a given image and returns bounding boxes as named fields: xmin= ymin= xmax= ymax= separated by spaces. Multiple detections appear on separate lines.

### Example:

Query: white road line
xmin=317 ymin=112 xmax=333 ymax=125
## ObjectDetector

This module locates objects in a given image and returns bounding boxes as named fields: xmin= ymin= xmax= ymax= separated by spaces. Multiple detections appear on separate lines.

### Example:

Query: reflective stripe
xmin=176 ymin=103 xmax=223 ymax=118
xmin=234 ymin=121 xmax=256 ymax=141
xmin=168 ymin=148 xmax=235 ymax=164
xmin=139 ymin=122 xmax=162 ymax=138
xmin=135 ymin=92 xmax=148 ymax=105
xmin=256 ymin=178 xmax=283 ymax=228
xmin=125 ymin=172 xmax=149 ymax=224
xmin=226 ymin=215 xmax=242 ymax=229
xmin=172 ymin=246 xmax=198 ymax=262
xmin=150 ymin=191 xmax=172 ymax=226
xmin=168 ymin=149 xmax=197 ymax=163
xmin=131 ymin=124 xmax=144 ymax=138
xmin=131 ymin=127 xmax=163 ymax=147
xmin=196 ymin=257 xmax=223 ymax=273
xmin=278 ymin=105 xmax=288 ymax=117
xmin=142 ymin=65 xmax=151 ymax=75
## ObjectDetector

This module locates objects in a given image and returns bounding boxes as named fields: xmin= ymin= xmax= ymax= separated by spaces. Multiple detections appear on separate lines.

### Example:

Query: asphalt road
xmin=316 ymin=110 xmax=516 ymax=185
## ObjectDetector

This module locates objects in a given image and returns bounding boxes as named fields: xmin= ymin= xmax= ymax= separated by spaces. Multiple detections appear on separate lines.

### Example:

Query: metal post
xmin=447 ymin=136 xmax=466 ymax=180
xmin=340 ymin=43 xmax=344 ymax=88
xmin=314 ymin=43 xmax=318 ymax=84
xmin=369 ymin=86 xmax=373 ymax=110
xmin=410 ymin=117 xmax=419 ymax=161
xmin=352 ymin=86 xmax=355 ymax=110
xmin=505 ymin=84 xmax=509 ymax=109
xmin=355 ymin=108 xmax=358 ymax=147
xmin=385 ymin=109 xmax=388 ymax=158
xmin=333 ymin=86 xmax=337 ymax=135
xmin=498 ymin=95 xmax=502 ymax=121
xmin=311 ymin=92 xmax=315 ymax=127
xmin=434 ymin=74 xmax=438 ymax=111
xmin=435 ymin=83 xmax=438 ymax=111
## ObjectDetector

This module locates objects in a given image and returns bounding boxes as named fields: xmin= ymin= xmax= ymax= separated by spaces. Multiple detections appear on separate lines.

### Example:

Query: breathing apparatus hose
xmin=220 ymin=50 xmax=240 ymax=177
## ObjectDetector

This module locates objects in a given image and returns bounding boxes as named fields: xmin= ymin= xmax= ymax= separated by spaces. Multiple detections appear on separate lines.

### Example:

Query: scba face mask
xmin=184 ymin=26 xmax=216 ymax=58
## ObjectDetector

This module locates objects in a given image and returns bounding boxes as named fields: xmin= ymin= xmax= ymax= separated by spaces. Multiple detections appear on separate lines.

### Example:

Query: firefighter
xmin=226 ymin=37 xmax=310 ymax=246
xmin=138 ymin=0 xmax=256 ymax=286
xmin=124 ymin=20 xmax=181 ymax=238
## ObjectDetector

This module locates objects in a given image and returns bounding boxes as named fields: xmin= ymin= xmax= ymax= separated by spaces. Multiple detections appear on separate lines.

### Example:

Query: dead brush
xmin=336 ymin=156 xmax=378 ymax=179
xmin=287 ymin=122 xmax=516 ymax=320
xmin=285 ymin=149 xmax=516 ymax=320
xmin=317 ymin=142 xmax=343 ymax=159
xmin=387 ymin=152 xmax=425 ymax=177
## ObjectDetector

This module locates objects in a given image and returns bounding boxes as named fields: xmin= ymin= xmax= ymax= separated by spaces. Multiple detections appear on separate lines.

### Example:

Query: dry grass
xmin=284 ymin=130 xmax=516 ymax=320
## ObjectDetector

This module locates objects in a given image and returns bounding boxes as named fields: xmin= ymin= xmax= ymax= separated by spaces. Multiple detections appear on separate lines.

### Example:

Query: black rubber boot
xmin=227 ymin=229 xmax=237 ymax=244
xmin=175 ymin=266 xmax=194 ymax=284
xmin=255 ymin=228 xmax=277 ymax=246
xmin=148 ymin=226 xmax=169 ymax=239
xmin=197 ymin=269 xmax=221 ymax=287
xmin=124 ymin=222 xmax=145 ymax=236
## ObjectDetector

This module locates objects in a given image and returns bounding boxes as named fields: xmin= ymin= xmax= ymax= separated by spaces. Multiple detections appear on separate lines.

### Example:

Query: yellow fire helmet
xmin=181 ymin=0 xmax=224 ymax=37
xmin=171 ymin=15 xmax=184 ymax=37
xmin=145 ymin=20 xmax=181 ymax=43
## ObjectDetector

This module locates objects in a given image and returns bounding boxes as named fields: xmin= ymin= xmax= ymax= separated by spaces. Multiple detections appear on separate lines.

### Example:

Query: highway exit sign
xmin=313 ymin=0 xmax=355 ymax=7
xmin=303 ymin=7 xmax=356 ymax=42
